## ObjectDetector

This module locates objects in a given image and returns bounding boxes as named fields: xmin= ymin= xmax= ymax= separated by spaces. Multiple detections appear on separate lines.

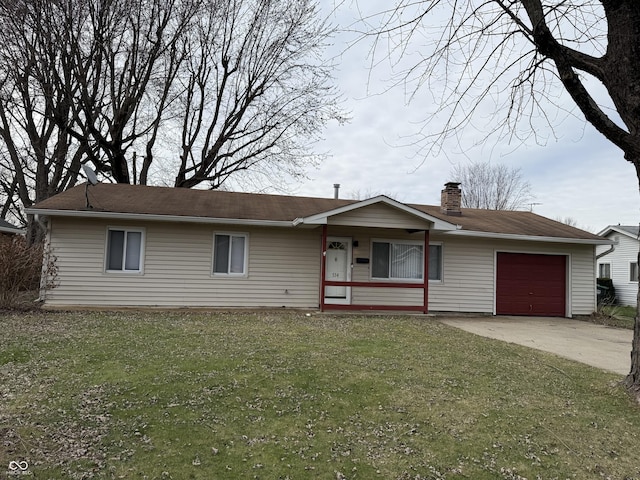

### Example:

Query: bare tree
xmin=173 ymin=0 xmax=341 ymax=190
xmin=348 ymin=188 xmax=401 ymax=201
xmin=452 ymin=162 xmax=533 ymax=210
xmin=0 ymin=0 xmax=194 ymax=241
xmin=0 ymin=0 xmax=88 ymax=242
xmin=554 ymin=216 xmax=579 ymax=228
xmin=0 ymin=0 xmax=342 ymax=239
xmin=62 ymin=0 xmax=199 ymax=184
xmin=367 ymin=1 xmax=640 ymax=397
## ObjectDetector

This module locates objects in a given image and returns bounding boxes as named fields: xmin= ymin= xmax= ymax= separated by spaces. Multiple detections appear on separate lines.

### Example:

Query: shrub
xmin=0 ymin=235 xmax=57 ymax=309
xmin=596 ymin=277 xmax=616 ymax=306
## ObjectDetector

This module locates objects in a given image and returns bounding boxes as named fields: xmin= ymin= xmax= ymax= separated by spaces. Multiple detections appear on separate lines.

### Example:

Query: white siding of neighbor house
xmin=44 ymin=217 xmax=321 ymax=308
xmin=596 ymin=232 xmax=639 ymax=306
xmin=44 ymin=217 xmax=597 ymax=316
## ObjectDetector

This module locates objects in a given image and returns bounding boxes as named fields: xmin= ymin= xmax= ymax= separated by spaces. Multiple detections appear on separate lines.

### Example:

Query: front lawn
xmin=1 ymin=311 xmax=638 ymax=479
xmin=596 ymin=305 xmax=636 ymax=329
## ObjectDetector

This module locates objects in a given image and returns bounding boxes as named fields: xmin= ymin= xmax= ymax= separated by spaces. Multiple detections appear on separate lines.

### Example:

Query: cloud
xmin=292 ymin=1 xmax=639 ymax=232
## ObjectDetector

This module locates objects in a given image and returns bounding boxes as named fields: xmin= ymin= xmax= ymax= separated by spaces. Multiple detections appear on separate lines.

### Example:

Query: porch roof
xmin=293 ymin=195 xmax=458 ymax=231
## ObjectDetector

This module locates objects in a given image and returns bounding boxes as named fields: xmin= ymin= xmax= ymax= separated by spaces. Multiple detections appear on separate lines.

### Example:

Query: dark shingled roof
xmin=31 ymin=183 xmax=603 ymax=241
xmin=412 ymin=204 xmax=599 ymax=240
xmin=33 ymin=183 xmax=357 ymax=221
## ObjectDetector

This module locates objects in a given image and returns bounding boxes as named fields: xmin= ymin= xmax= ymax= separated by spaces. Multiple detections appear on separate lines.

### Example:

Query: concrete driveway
xmin=440 ymin=316 xmax=633 ymax=375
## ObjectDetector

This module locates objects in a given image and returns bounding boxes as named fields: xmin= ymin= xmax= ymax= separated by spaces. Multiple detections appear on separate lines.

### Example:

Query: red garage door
xmin=496 ymin=253 xmax=566 ymax=317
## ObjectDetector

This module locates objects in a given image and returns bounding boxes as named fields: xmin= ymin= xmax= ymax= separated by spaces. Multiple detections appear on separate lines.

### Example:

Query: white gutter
xmin=25 ymin=208 xmax=294 ymax=228
xmin=445 ymin=229 xmax=614 ymax=246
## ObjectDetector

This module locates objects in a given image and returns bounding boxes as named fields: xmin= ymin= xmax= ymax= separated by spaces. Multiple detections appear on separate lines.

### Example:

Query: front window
xmin=428 ymin=244 xmax=443 ymax=281
xmin=213 ymin=233 xmax=247 ymax=275
xmin=631 ymin=262 xmax=638 ymax=282
xmin=106 ymin=228 xmax=143 ymax=272
xmin=598 ymin=263 xmax=611 ymax=278
xmin=371 ymin=241 xmax=442 ymax=281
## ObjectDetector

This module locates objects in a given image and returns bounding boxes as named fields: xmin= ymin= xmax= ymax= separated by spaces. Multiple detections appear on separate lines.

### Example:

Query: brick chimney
xmin=441 ymin=182 xmax=462 ymax=216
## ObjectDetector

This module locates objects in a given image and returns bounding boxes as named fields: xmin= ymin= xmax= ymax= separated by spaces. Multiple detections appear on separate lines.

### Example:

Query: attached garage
xmin=496 ymin=252 xmax=567 ymax=317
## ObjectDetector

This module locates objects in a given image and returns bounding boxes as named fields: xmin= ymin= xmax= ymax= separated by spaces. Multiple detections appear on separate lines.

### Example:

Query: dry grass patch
xmin=1 ymin=311 xmax=639 ymax=479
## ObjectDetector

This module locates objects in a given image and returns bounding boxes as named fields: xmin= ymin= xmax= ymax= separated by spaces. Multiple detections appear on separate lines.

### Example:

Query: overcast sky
xmin=291 ymin=1 xmax=639 ymax=233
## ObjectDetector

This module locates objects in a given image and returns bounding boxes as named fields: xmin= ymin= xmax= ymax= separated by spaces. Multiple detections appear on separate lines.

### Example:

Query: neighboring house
xmin=26 ymin=182 xmax=609 ymax=317
xmin=0 ymin=219 xmax=24 ymax=236
xmin=596 ymin=225 xmax=639 ymax=306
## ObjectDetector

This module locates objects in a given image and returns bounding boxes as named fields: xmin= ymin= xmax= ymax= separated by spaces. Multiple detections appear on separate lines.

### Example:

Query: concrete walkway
xmin=440 ymin=316 xmax=633 ymax=375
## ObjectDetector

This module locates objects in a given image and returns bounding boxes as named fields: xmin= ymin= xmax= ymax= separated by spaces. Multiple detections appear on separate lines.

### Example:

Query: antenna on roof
xmin=82 ymin=165 xmax=99 ymax=209
xmin=528 ymin=202 xmax=542 ymax=212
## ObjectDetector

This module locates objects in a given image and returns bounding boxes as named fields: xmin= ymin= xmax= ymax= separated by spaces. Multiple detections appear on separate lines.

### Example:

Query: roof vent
xmin=333 ymin=183 xmax=340 ymax=199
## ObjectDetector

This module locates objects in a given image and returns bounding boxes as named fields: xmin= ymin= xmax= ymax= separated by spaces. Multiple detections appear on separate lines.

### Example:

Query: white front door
xmin=325 ymin=237 xmax=351 ymax=304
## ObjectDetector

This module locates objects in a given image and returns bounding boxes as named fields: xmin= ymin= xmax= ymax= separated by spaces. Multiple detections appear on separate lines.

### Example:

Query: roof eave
xmin=0 ymin=226 xmax=25 ymax=235
xmin=446 ymin=229 xmax=613 ymax=245
xmin=25 ymin=208 xmax=294 ymax=228
xmin=597 ymin=225 xmax=639 ymax=240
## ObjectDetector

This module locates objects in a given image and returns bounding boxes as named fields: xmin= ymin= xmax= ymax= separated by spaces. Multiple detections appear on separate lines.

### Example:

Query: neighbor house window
xmin=598 ymin=263 xmax=611 ymax=278
xmin=631 ymin=262 xmax=639 ymax=282
xmin=106 ymin=228 xmax=144 ymax=272
xmin=371 ymin=241 xmax=442 ymax=281
xmin=213 ymin=233 xmax=247 ymax=275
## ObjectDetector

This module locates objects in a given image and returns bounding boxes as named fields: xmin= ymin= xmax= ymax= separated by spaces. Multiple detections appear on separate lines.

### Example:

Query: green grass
xmin=1 ymin=311 xmax=639 ymax=479
xmin=595 ymin=305 xmax=636 ymax=329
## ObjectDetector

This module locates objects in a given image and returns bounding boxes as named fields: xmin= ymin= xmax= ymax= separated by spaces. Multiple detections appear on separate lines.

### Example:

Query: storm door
xmin=324 ymin=237 xmax=352 ymax=304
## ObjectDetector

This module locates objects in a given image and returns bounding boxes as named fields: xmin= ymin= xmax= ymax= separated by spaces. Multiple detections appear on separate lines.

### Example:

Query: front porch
xmin=319 ymin=225 xmax=431 ymax=313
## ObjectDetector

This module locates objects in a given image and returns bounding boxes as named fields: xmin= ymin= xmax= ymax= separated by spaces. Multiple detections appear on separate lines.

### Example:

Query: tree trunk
xmin=25 ymin=214 xmax=46 ymax=246
xmin=623 ymin=249 xmax=640 ymax=399
xmin=624 ymin=160 xmax=640 ymax=399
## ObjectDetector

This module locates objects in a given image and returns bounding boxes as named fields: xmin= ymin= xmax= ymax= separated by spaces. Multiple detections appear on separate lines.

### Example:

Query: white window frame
xmin=371 ymin=239 xmax=442 ymax=282
xmin=631 ymin=262 xmax=638 ymax=283
xmin=598 ymin=263 xmax=611 ymax=279
xmin=105 ymin=227 xmax=145 ymax=274
xmin=212 ymin=232 xmax=249 ymax=277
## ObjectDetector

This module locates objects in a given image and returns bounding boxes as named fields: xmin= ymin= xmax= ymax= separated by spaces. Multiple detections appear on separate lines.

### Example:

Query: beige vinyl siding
xmin=328 ymin=203 xmax=430 ymax=230
xmin=428 ymin=237 xmax=596 ymax=316
xmin=45 ymin=217 xmax=321 ymax=308
xmin=45 ymin=217 xmax=597 ymax=315
xmin=597 ymin=233 xmax=639 ymax=306
xmin=326 ymin=229 xmax=596 ymax=315
xmin=570 ymin=245 xmax=598 ymax=315
xmin=428 ymin=236 xmax=495 ymax=313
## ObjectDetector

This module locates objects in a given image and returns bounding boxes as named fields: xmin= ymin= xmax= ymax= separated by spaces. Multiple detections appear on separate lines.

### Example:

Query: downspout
xmin=596 ymin=241 xmax=617 ymax=259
